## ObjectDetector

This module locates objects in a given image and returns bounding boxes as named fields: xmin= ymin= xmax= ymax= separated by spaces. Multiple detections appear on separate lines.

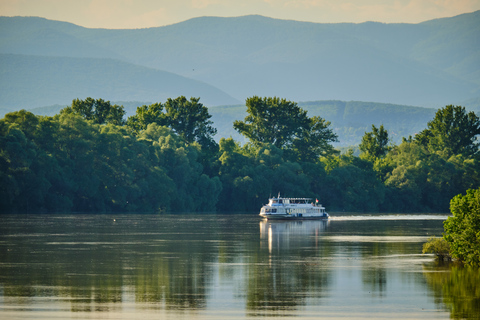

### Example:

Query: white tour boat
xmin=259 ymin=195 xmax=329 ymax=220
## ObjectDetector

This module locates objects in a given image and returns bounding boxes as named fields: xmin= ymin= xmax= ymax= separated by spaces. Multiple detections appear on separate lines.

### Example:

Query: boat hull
xmin=259 ymin=213 xmax=329 ymax=220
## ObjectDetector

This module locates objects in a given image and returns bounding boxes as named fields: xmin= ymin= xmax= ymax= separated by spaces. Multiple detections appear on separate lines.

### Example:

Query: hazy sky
xmin=1 ymin=0 xmax=480 ymax=29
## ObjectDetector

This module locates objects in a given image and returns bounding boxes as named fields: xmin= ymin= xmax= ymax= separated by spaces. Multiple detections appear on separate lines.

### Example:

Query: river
xmin=0 ymin=213 xmax=478 ymax=319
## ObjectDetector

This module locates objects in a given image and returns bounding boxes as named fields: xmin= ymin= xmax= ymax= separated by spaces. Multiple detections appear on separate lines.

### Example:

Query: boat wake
xmin=329 ymin=214 xmax=450 ymax=221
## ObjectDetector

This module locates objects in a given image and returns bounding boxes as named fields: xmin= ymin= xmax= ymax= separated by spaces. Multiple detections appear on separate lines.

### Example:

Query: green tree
xmin=234 ymin=96 xmax=337 ymax=162
xmin=139 ymin=123 xmax=222 ymax=212
xmin=321 ymin=151 xmax=385 ymax=212
xmin=234 ymin=96 xmax=309 ymax=148
xmin=359 ymin=124 xmax=390 ymax=160
xmin=444 ymin=188 xmax=480 ymax=266
xmin=126 ymin=103 xmax=165 ymax=132
xmin=289 ymin=116 xmax=339 ymax=162
xmin=415 ymin=105 xmax=480 ymax=158
xmin=0 ymin=111 xmax=56 ymax=212
xmin=61 ymin=97 xmax=126 ymax=125
xmin=163 ymin=96 xmax=217 ymax=147
xmin=381 ymin=140 xmax=465 ymax=212
xmin=215 ymin=138 xmax=258 ymax=211
xmin=3 ymin=109 xmax=39 ymax=139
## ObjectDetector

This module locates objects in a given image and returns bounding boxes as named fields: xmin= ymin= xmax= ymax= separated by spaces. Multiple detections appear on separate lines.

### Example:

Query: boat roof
xmin=269 ymin=197 xmax=312 ymax=200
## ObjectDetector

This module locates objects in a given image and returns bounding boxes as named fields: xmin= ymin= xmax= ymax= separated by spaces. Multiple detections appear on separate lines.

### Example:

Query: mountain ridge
xmin=0 ymin=11 xmax=479 ymax=109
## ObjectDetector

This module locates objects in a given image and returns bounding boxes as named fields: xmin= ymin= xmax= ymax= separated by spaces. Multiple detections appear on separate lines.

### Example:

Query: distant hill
xmin=0 ymin=54 xmax=239 ymax=111
xmin=1 ymin=13 xmax=479 ymax=109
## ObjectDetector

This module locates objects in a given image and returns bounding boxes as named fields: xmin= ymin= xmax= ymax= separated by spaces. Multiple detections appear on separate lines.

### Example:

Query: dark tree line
xmin=1 ymin=96 xmax=479 ymax=213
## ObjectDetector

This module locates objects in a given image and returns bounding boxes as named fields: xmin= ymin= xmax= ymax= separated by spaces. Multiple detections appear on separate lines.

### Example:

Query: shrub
xmin=423 ymin=236 xmax=451 ymax=261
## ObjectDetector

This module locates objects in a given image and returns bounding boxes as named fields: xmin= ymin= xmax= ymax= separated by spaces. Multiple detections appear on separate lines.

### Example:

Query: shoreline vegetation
xmin=423 ymin=188 xmax=480 ymax=266
xmin=1 ymin=96 xmax=480 ymax=215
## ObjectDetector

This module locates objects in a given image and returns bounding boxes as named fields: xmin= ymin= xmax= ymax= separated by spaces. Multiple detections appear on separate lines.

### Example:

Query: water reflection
xmin=0 ymin=214 xmax=217 ymax=313
xmin=423 ymin=264 xmax=480 ymax=320
xmin=0 ymin=213 xmax=477 ymax=319
xmin=259 ymin=219 xmax=329 ymax=254
xmin=248 ymin=220 xmax=331 ymax=315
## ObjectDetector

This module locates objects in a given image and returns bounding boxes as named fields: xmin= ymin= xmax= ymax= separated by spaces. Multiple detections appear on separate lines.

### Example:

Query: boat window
xmin=279 ymin=199 xmax=283 ymax=204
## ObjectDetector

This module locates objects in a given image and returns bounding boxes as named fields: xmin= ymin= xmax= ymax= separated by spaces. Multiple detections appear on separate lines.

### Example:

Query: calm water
xmin=0 ymin=213 xmax=478 ymax=320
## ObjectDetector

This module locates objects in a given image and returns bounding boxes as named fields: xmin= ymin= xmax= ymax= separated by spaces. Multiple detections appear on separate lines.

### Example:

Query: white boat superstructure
xmin=259 ymin=195 xmax=329 ymax=220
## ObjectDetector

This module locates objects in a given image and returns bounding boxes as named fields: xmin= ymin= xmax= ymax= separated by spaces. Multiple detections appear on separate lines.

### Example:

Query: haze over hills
xmin=1 ymin=11 xmax=479 ymax=111
xmin=0 ymin=53 xmax=239 ymax=111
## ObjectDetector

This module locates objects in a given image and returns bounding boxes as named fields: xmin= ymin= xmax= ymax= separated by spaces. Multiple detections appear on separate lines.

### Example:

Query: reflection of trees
xmin=244 ymin=220 xmax=332 ymax=314
xmin=361 ymin=242 xmax=388 ymax=297
xmin=356 ymin=220 xmax=430 ymax=297
xmin=0 ymin=215 xmax=216 ymax=312
xmin=134 ymin=251 xmax=211 ymax=309
xmin=423 ymin=264 xmax=480 ymax=319
xmin=0 ymin=224 xmax=125 ymax=312
xmin=362 ymin=267 xmax=387 ymax=297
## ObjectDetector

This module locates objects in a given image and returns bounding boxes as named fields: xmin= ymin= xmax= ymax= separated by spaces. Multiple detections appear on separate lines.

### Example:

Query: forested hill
xmin=1 ymin=11 xmax=479 ymax=110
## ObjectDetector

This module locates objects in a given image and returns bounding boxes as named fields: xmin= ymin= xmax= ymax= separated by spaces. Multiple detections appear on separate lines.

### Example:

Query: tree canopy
xmin=415 ymin=105 xmax=480 ymax=158
xmin=0 ymin=109 xmax=221 ymax=213
xmin=127 ymin=96 xmax=217 ymax=149
xmin=1 ymin=99 xmax=480 ymax=214
xmin=359 ymin=124 xmax=390 ymax=160
xmin=61 ymin=97 xmax=126 ymax=126
xmin=233 ymin=96 xmax=338 ymax=162
xmin=444 ymin=188 xmax=480 ymax=266
xmin=125 ymin=103 xmax=164 ymax=132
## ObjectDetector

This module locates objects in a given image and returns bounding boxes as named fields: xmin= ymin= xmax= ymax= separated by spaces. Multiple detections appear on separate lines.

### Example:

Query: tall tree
xmin=163 ymin=96 xmax=217 ymax=147
xmin=415 ymin=105 xmax=480 ymax=158
xmin=234 ymin=96 xmax=309 ymax=148
xmin=290 ymin=116 xmax=339 ymax=162
xmin=234 ymin=96 xmax=337 ymax=161
xmin=359 ymin=124 xmax=390 ymax=159
xmin=61 ymin=97 xmax=126 ymax=126
xmin=444 ymin=188 xmax=480 ymax=266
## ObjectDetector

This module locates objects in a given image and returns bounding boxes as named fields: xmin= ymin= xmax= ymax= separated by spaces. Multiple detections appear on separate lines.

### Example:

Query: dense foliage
xmin=359 ymin=124 xmax=391 ymax=160
xmin=1 ymin=98 xmax=479 ymax=213
xmin=422 ymin=236 xmax=451 ymax=261
xmin=0 ymin=105 xmax=221 ymax=212
xmin=233 ymin=96 xmax=338 ymax=162
xmin=127 ymin=96 xmax=217 ymax=148
xmin=61 ymin=97 xmax=126 ymax=126
xmin=415 ymin=105 xmax=480 ymax=158
xmin=444 ymin=188 xmax=480 ymax=266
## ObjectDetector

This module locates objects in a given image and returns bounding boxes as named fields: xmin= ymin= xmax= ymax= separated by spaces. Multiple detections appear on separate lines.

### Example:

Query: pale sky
xmin=1 ymin=0 xmax=480 ymax=29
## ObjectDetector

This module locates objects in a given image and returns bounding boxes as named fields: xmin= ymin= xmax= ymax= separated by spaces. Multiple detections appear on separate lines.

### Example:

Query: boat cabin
xmin=268 ymin=197 xmax=312 ymax=206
